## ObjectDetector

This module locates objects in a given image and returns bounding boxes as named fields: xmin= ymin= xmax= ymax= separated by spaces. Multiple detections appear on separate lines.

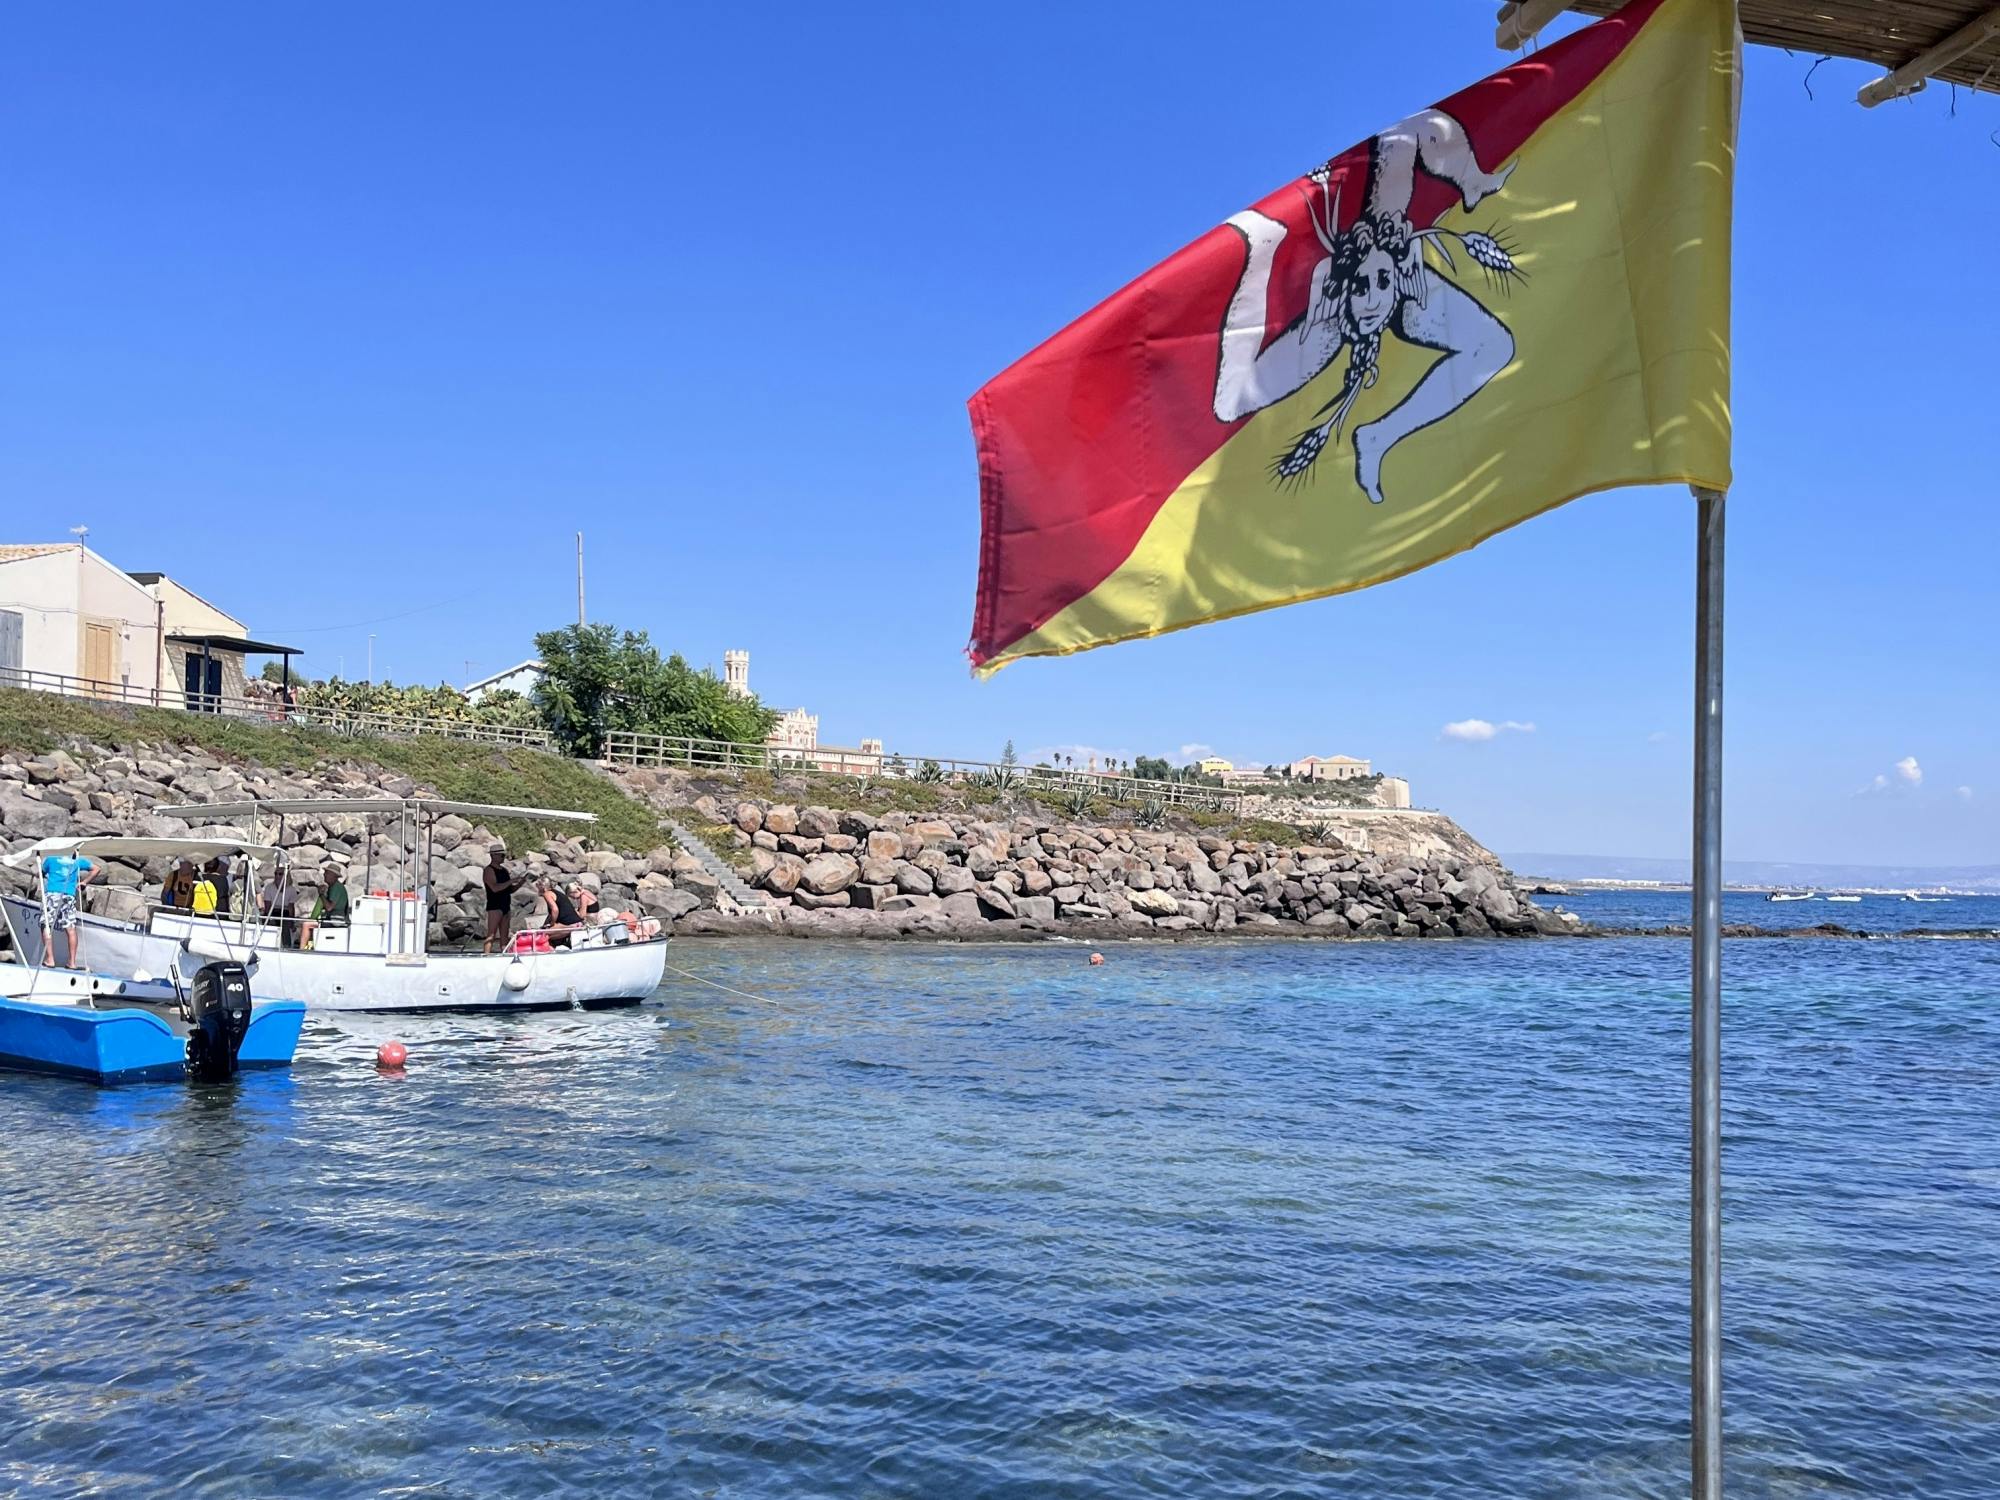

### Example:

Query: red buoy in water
xmin=377 ymin=1040 xmax=409 ymax=1069
xmin=1088 ymin=952 xmax=1105 ymax=966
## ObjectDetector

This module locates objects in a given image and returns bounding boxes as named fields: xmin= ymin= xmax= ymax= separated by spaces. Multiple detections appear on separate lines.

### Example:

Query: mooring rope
xmin=660 ymin=959 xmax=777 ymax=1005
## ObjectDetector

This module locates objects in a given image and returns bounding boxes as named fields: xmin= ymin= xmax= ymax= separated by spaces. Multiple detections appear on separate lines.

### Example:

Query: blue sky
xmin=3 ymin=2 xmax=1995 ymax=867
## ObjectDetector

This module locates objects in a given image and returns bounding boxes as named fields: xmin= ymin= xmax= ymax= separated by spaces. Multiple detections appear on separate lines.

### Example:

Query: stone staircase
xmin=661 ymin=818 xmax=772 ymax=917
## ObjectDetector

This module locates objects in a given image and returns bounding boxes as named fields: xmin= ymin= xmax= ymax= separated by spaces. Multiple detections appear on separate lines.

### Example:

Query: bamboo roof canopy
xmin=1498 ymin=2 xmax=2000 ymax=102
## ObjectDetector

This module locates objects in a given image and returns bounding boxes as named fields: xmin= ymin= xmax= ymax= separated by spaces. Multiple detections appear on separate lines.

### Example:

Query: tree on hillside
xmin=534 ymin=624 xmax=779 ymax=757
xmin=1131 ymin=755 xmax=1172 ymax=781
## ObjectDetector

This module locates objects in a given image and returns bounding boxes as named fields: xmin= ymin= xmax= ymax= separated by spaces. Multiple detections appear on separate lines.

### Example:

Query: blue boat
xmin=0 ymin=966 xmax=306 ymax=1085
xmin=1 ymin=834 xmax=309 ymax=1086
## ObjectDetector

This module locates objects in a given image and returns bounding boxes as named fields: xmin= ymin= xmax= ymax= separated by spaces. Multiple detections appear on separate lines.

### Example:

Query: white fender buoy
xmin=502 ymin=959 xmax=531 ymax=992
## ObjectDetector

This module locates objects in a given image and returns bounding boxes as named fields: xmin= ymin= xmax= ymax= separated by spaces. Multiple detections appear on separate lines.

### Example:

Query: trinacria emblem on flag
xmin=968 ymin=0 xmax=1737 ymax=674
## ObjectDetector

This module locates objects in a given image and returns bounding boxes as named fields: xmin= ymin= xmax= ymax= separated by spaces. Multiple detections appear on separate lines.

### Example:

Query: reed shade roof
xmin=1554 ymin=2 xmax=2000 ymax=94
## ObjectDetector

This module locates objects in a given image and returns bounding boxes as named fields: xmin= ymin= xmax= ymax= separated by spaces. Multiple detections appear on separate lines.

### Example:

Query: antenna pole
xmin=576 ymin=532 xmax=586 ymax=628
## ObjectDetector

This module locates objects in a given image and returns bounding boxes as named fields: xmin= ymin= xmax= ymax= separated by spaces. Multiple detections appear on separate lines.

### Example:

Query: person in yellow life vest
xmin=189 ymin=867 xmax=220 ymax=917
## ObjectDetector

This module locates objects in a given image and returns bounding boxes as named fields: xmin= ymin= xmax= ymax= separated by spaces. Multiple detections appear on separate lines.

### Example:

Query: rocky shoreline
xmin=3 ymin=738 xmax=1989 ymax=950
xmin=0 ymin=736 xmax=1586 ymax=947
xmin=658 ymin=790 xmax=1581 ymax=941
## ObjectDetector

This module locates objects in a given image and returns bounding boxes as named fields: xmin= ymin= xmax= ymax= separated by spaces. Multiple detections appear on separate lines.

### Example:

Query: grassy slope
xmin=0 ymin=689 xmax=664 ymax=854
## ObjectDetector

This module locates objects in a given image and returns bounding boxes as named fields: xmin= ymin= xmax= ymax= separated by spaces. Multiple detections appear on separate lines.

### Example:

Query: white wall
xmin=0 ymin=551 xmax=81 ymax=678
xmin=77 ymin=550 xmax=161 ymax=694
xmin=0 ymin=547 xmax=161 ymax=695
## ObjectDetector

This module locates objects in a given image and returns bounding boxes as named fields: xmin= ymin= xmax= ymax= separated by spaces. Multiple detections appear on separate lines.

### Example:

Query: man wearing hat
xmin=482 ymin=845 xmax=520 ymax=953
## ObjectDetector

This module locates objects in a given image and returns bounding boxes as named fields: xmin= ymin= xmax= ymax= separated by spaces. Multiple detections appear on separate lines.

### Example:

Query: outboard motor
xmin=184 ymin=961 xmax=253 ymax=1081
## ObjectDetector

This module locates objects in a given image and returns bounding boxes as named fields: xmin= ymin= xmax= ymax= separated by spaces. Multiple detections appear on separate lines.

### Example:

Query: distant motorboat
xmin=1902 ymin=892 xmax=1950 ymax=903
xmin=1824 ymin=894 xmax=1862 ymax=903
xmin=1766 ymin=891 xmax=1816 ymax=903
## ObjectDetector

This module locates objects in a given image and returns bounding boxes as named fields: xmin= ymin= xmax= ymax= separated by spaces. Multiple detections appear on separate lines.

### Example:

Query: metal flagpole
xmin=1690 ymin=485 xmax=1726 ymax=1498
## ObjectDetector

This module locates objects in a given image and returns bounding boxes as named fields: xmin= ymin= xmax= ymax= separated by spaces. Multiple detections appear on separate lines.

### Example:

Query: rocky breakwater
xmin=698 ymin=796 xmax=1577 ymax=940
xmin=0 ymin=742 xmax=715 ymax=951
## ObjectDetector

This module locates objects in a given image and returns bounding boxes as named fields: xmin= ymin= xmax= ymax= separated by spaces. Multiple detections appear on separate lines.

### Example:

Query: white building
xmin=465 ymin=659 xmax=545 ymax=703
xmin=767 ymin=706 xmax=819 ymax=754
xmin=1377 ymin=776 xmax=1411 ymax=809
xmin=1288 ymin=754 xmax=1373 ymax=782
xmin=0 ymin=544 xmax=161 ymax=696
xmin=0 ymin=544 xmax=297 ymax=709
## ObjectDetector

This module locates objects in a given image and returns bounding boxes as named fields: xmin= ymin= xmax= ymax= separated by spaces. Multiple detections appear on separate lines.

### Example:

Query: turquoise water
xmin=2 ymin=936 xmax=1996 ymax=1497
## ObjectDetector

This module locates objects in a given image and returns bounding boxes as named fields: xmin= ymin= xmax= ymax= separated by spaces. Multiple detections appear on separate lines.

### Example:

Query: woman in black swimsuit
xmin=537 ymin=876 xmax=582 ymax=948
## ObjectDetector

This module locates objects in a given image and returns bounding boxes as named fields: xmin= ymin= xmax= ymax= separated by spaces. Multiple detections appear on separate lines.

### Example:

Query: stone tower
xmin=723 ymin=649 xmax=749 ymax=699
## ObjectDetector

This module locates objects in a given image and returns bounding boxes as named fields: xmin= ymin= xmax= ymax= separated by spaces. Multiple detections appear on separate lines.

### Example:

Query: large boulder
xmin=763 ymin=805 xmax=799 ymax=836
xmin=1014 ymin=895 xmax=1057 ymax=923
xmin=797 ymin=807 xmax=840 ymax=840
xmin=0 ymin=787 xmax=70 ymax=840
xmin=1128 ymin=888 xmax=1180 ymax=918
xmin=791 ymin=888 xmax=852 ymax=910
xmin=894 ymin=864 xmax=935 ymax=896
xmin=975 ymin=884 xmax=1016 ymax=919
xmin=759 ymin=857 xmax=805 ymax=896
xmin=865 ymin=829 xmax=905 ymax=862
xmin=933 ymin=865 xmax=974 ymax=896
xmin=734 ymin=802 xmax=764 ymax=834
xmin=799 ymin=853 xmax=860 ymax=896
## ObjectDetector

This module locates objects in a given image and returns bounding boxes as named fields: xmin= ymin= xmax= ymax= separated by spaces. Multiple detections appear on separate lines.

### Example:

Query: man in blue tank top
xmin=39 ymin=849 xmax=102 ymax=970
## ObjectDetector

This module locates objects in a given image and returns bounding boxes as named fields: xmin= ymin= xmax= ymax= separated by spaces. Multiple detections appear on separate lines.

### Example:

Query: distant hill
xmin=1503 ymin=852 xmax=2000 ymax=893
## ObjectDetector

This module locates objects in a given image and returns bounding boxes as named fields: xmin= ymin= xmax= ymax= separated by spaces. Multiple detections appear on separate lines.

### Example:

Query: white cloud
xmin=1442 ymin=718 xmax=1536 ymax=742
xmin=1957 ymin=786 xmax=1975 ymax=802
xmin=1647 ymin=730 xmax=1669 ymax=744
xmin=1178 ymin=743 xmax=1214 ymax=762
xmin=1856 ymin=757 xmax=1932 ymax=798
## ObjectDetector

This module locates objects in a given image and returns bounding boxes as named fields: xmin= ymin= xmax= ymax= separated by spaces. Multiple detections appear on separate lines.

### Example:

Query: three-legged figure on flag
xmin=1213 ymin=108 xmax=1519 ymax=503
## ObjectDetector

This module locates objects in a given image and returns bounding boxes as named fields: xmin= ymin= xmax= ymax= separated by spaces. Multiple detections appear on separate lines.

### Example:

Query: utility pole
xmin=576 ymin=532 xmax=586 ymax=628
xmin=367 ymin=634 xmax=376 ymax=684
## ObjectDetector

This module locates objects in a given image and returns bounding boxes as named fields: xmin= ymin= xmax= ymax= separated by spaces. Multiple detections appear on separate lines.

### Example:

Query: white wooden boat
xmin=1823 ymin=894 xmax=1862 ymax=903
xmin=1765 ymin=891 xmax=1816 ymax=902
xmin=4 ymin=800 xmax=667 ymax=1015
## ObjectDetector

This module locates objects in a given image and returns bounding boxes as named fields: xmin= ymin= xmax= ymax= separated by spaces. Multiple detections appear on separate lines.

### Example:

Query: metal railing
xmin=0 ymin=667 xmax=554 ymax=751
xmin=602 ymin=732 xmax=1246 ymax=812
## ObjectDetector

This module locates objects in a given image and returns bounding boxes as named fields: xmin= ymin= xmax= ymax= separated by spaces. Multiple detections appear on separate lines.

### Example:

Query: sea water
xmin=1 ymin=936 xmax=1995 ymax=1498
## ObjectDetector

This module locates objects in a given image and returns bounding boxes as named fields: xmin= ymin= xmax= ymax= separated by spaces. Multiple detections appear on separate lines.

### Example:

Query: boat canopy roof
xmin=1 ymin=834 xmax=283 ymax=870
xmin=156 ymin=797 xmax=599 ymax=825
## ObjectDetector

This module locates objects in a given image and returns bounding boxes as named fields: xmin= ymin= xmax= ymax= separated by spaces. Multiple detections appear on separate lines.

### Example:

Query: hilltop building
xmin=1195 ymin=756 xmax=1234 ymax=777
xmin=1289 ymin=754 xmax=1372 ymax=782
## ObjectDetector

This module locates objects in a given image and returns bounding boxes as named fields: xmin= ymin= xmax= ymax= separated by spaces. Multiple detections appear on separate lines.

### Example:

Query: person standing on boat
xmin=260 ymin=869 xmax=301 ymax=949
xmin=203 ymin=857 xmax=233 ymax=917
xmin=482 ymin=847 xmax=520 ymax=954
xmin=39 ymin=849 xmax=102 ymax=970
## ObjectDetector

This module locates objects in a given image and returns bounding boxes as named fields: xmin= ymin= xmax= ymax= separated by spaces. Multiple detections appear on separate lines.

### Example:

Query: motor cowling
xmin=185 ymin=961 xmax=253 ymax=1081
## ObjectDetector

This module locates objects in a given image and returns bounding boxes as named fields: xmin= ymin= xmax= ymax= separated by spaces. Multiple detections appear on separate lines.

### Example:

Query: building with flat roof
xmin=1288 ymin=755 xmax=1373 ymax=782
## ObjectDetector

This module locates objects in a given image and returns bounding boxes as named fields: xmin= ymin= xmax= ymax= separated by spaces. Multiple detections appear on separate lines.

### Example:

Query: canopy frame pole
xmin=1691 ymin=485 xmax=1726 ymax=1499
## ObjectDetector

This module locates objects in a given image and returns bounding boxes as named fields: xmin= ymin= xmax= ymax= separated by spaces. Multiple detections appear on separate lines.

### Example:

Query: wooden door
xmin=0 ymin=610 xmax=21 ymax=685
xmin=82 ymin=622 xmax=116 ymax=696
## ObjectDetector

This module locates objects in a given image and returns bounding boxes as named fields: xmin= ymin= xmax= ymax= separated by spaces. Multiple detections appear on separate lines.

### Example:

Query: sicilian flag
xmin=968 ymin=0 xmax=1737 ymax=674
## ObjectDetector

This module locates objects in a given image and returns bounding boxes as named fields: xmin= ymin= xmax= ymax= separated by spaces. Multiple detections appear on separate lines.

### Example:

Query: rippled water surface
xmin=1552 ymin=888 xmax=2000 ymax=934
xmin=3 ymin=937 xmax=1997 ymax=1498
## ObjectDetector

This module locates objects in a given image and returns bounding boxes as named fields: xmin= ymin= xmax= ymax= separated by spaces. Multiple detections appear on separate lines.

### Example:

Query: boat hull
xmin=0 ymin=969 xmax=306 ymax=1085
xmin=3 ymin=897 xmax=667 ymax=1014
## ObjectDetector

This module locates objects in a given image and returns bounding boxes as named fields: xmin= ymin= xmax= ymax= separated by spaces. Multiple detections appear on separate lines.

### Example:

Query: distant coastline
xmin=1507 ymin=852 xmax=2000 ymax=895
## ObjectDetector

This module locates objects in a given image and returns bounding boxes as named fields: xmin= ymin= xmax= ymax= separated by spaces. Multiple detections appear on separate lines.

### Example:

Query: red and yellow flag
xmin=968 ymin=0 xmax=1736 ymax=674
